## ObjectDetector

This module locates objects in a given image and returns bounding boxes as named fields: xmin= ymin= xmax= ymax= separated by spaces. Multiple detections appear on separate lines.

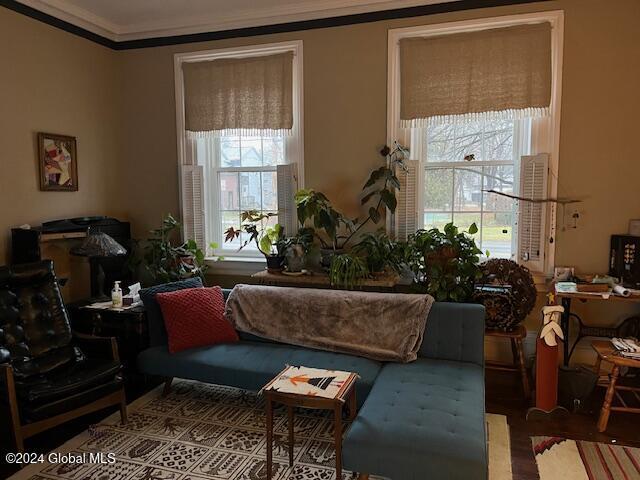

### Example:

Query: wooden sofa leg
xmin=119 ymin=389 xmax=128 ymax=425
xmin=162 ymin=377 xmax=173 ymax=397
xmin=357 ymin=474 xmax=369 ymax=480
xmin=3 ymin=365 xmax=25 ymax=452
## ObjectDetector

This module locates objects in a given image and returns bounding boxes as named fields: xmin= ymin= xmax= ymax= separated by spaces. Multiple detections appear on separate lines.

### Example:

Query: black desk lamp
xmin=71 ymin=231 xmax=127 ymax=299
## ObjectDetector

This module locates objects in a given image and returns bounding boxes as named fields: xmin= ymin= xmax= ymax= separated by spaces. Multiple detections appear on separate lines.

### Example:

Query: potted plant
xmin=294 ymin=142 xmax=409 ymax=268
xmin=224 ymin=211 xmax=290 ymax=272
xmin=329 ymin=253 xmax=369 ymax=290
xmin=352 ymin=230 xmax=399 ymax=276
xmin=406 ymin=222 xmax=483 ymax=302
xmin=285 ymin=227 xmax=314 ymax=273
xmin=131 ymin=214 xmax=210 ymax=286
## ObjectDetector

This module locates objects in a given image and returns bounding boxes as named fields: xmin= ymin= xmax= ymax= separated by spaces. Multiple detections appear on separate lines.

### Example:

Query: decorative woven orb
xmin=475 ymin=258 xmax=537 ymax=331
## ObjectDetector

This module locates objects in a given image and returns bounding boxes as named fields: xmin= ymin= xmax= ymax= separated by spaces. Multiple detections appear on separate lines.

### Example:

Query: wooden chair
xmin=0 ymin=261 xmax=127 ymax=452
xmin=592 ymin=340 xmax=640 ymax=432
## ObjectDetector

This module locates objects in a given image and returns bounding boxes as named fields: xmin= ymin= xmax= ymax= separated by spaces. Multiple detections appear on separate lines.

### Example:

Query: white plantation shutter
xmin=393 ymin=160 xmax=419 ymax=241
xmin=181 ymin=164 xmax=205 ymax=250
xmin=518 ymin=153 xmax=549 ymax=272
xmin=277 ymin=163 xmax=299 ymax=238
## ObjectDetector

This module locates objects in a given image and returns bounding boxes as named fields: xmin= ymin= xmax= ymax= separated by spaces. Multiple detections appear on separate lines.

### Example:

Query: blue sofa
xmin=137 ymin=280 xmax=487 ymax=480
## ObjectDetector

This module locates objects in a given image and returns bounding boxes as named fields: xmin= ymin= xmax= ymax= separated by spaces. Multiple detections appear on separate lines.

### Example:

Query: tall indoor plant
xmin=133 ymin=214 xmax=209 ymax=286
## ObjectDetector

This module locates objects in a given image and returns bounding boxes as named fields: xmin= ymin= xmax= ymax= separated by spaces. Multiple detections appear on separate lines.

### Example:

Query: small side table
xmin=263 ymin=366 xmax=358 ymax=479
xmin=485 ymin=325 xmax=531 ymax=399
xmin=68 ymin=300 xmax=151 ymax=395
xmin=592 ymin=340 xmax=640 ymax=432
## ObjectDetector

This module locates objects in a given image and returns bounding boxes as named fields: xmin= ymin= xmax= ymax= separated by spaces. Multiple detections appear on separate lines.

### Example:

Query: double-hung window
xmin=388 ymin=12 xmax=564 ymax=275
xmin=175 ymin=41 xmax=303 ymax=261
xmin=422 ymin=117 xmax=531 ymax=259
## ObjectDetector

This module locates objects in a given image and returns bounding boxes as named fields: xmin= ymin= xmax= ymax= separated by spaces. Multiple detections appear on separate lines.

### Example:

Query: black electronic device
xmin=609 ymin=235 xmax=640 ymax=288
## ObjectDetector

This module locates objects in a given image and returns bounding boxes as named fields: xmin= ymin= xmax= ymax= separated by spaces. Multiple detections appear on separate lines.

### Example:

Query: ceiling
xmin=17 ymin=0 xmax=461 ymax=42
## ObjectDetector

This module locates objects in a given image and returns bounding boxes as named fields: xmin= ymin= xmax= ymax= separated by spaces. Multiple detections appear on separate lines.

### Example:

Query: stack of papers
xmin=612 ymin=337 xmax=640 ymax=359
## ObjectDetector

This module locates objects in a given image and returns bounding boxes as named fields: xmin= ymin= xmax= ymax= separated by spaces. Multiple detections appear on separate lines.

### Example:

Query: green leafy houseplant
xmin=329 ymin=253 xmax=369 ymax=290
xmin=352 ymin=230 xmax=400 ymax=274
xmin=294 ymin=142 xmax=409 ymax=264
xmin=135 ymin=214 xmax=210 ymax=286
xmin=224 ymin=211 xmax=290 ymax=271
xmin=407 ymin=222 xmax=483 ymax=302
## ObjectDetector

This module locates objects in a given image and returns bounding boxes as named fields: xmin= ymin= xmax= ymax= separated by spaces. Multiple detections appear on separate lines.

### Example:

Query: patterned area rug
xmin=11 ymin=380 xmax=511 ymax=480
xmin=532 ymin=436 xmax=640 ymax=480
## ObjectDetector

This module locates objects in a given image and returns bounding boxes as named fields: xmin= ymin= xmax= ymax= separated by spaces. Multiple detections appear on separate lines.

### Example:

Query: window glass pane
xmin=219 ymin=172 xmax=239 ymax=210
xmin=452 ymin=212 xmax=481 ymax=242
xmin=240 ymin=137 xmax=263 ymax=167
xmin=239 ymin=172 xmax=261 ymax=210
xmin=483 ymin=165 xmax=515 ymax=211
xmin=454 ymin=120 xmax=483 ymax=162
xmin=424 ymin=212 xmax=452 ymax=231
xmin=221 ymin=211 xmax=241 ymax=249
xmin=482 ymin=119 xmax=514 ymax=161
xmin=220 ymin=137 xmax=240 ymax=167
xmin=454 ymin=168 xmax=482 ymax=211
xmin=261 ymin=171 xmax=277 ymax=211
xmin=263 ymin=136 xmax=285 ymax=166
xmin=426 ymin=124 xmax=455 ymax=162
xmin=482 ymin=212 xmax=513 ymax=258
xmin=424 ymin=168 xmax=453 ymax=211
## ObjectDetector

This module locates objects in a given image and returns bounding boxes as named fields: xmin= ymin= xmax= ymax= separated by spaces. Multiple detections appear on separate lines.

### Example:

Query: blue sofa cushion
xmin=140 ymin=277 xmax=203 ymax=347
xmin=137 ymin=341 xmax=381 ymax=407
xmin=343 ymin=358 xmax=487 ymax=480
xmin=419 ymin=302 xmax=486 ymax=366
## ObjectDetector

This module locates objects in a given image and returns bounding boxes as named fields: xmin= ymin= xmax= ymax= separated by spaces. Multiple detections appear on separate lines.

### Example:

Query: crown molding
xmin=2 ymin=0 xmax=551 ymax=50
xmin=16 ymin=0 xmax=119 ymax=40
xmin=16 ymin=0 xmax=460 ymax=41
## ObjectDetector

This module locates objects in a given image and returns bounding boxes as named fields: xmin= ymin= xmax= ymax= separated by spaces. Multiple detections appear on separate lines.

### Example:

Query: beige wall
xmin=2 ymin=1 xmax=640 ymax=337
xmin=116 ymin=0 xmax=640 ymax=329
xmin=0 ymin=7 xmax=125 ymax=263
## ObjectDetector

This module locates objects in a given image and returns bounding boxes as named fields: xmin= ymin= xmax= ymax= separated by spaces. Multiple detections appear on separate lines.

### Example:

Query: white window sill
xmin=205 ymin=256 xmax=266 ymax=276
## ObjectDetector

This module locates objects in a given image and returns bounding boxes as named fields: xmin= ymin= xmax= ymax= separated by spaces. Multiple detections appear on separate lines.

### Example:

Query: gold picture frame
xmin=38 ymin=132 xmax=78 ymax=191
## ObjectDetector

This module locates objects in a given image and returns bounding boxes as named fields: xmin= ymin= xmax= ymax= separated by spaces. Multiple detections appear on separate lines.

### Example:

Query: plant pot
xmin=265 ymin=255 xmax=285 ymax=273
xmin=320 ymin=248 xmax=344 ymax=269
xmin=285 ymin=245 xmax=305 ymax=272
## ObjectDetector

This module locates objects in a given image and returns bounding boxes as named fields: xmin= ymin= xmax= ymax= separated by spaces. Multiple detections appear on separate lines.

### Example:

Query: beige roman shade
xmin=400 ymin=22 xmax=552 ymax=127
xmin=183 ymin=51 xmax=293 ymax=136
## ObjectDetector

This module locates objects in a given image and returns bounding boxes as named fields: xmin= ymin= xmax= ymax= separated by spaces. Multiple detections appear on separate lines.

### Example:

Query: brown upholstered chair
xmin=0 ymin=260 xmax=127 ymax=452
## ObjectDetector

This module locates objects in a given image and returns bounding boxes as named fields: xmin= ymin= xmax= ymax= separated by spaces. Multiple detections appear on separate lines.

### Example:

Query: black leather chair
xmin=0 ymin=261 xmax=127 ymax=452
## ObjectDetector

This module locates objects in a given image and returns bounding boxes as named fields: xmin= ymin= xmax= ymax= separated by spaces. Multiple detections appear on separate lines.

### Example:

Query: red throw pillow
xmin=156 ymin=286 xmax=239 ymax=354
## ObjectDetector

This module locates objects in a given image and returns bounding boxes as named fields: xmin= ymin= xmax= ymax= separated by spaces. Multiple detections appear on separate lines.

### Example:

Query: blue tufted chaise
xmin=137 ymin=279 xmax=487 ymax=480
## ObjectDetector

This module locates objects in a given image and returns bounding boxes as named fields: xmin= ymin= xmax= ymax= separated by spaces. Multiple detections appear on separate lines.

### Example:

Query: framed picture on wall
xmin=37 ymin=132 xmax=78 ymax=191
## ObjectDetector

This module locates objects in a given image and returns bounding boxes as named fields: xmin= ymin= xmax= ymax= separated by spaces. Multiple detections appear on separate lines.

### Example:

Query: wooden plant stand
xmin=485 ymin=325 xmax=531 ymax=400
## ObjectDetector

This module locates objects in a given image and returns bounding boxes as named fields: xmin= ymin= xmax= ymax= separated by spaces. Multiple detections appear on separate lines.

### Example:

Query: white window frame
xmin=422 ymin=117 xmax=531 ymax=259
xmin=387 ymin=11 xmax=564 ymax=277
xmin=174 ymin=40 xmax=304 ymax=268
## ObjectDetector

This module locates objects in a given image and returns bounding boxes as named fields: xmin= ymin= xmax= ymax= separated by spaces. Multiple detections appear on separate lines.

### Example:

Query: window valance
xmin=183 ymin=51 xmax=293 ymax=137
xmin=399 ymin=22 xmax=552 ymax=127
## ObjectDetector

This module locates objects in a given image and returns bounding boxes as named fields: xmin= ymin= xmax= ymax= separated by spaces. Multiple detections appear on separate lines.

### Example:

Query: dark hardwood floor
xmin=1 ymin=371 xmax=638 ymax=480
xmin=486 ymin=370 xmax=640 ymax=480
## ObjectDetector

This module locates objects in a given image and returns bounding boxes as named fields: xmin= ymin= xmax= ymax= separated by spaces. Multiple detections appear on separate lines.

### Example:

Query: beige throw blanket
xmin=224 ymin=284 xmax=434 ymax=363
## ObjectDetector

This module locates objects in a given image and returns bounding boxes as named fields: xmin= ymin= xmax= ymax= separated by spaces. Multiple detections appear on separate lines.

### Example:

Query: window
xmin=422 ymin=117 xmax=531 ymax=259
xmin=196 ymin=134 xmax=286 ymax=252
xmin=388 ymin=11 xmax=564 ymax=274
xmin=175 ymin=41 xmax=303 ymax=261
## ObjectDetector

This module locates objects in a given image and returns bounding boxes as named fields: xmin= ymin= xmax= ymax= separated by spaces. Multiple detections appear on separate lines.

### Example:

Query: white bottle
xmin=111 ymin=281 xmax=123 ymax=308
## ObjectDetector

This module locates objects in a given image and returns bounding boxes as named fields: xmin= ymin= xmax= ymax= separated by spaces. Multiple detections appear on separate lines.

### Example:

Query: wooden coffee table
xmin=263 ymin=366 xmax=358 ymax=479
xmin=592 ymin=340 xmax=640 ymax=432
